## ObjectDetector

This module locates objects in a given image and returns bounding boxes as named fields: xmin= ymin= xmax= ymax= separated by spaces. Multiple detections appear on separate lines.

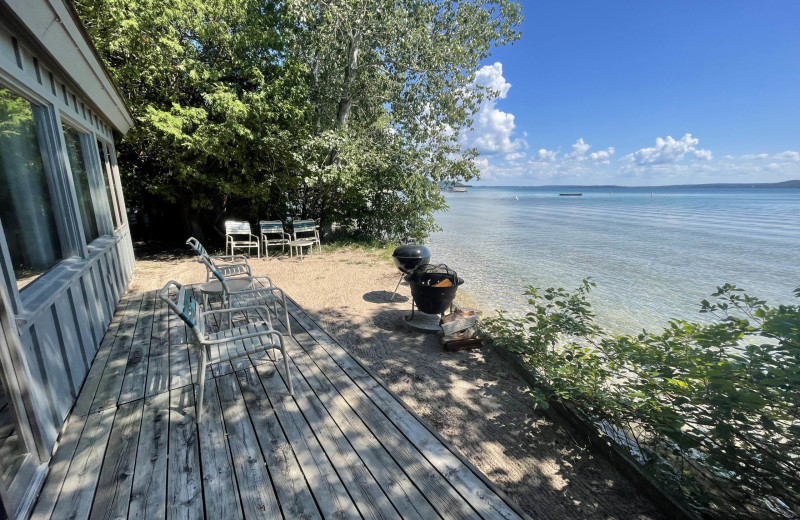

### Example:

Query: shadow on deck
xmin=30 ymin=287 xmax=528 ymax=519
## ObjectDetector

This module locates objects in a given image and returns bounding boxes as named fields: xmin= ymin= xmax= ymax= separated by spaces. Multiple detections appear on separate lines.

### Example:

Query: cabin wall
xmin=0 ymin=14 xmax=134 ymax=459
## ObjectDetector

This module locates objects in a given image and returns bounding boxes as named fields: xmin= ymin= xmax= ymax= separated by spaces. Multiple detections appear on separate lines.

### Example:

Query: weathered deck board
xmin=118 ymin=290 xmax=157 ymax=404
xmin=89 ymin=293 xmax=145 ymax=414
xmin=197 ymin=379 xmax=242 ymax=520
xmin=32 ymin=286 xmax=528 ymax=520
xmin=284 ymin=300 xmax=526 ymax=520
xmin=167 ymin=385 xmax=202 ymax=520
xmin=236 ymin=367 xmax=321 ymax=520
xmin=128 ymin=392 xmax=169 ymax=520
xmin=88 ymin=399 xmax=144 ymax=520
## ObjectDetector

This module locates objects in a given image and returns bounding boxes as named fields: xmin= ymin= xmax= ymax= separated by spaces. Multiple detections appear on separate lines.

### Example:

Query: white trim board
xmin=4 ymin=0 xmax=134 ymax=133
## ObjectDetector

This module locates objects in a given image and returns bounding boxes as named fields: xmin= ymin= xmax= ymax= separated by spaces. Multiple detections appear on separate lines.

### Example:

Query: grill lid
xmin=392 ymin=244 xmax=430 ymax=259
xmin=392 ymin=244 xmax=431 ymax=274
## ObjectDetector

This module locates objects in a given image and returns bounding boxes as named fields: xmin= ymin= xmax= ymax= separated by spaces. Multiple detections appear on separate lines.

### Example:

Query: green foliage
xmin=483 ymin=283 xmax=800 ymax=518
xmin=74 ymin=0 xmax=522 ymax=242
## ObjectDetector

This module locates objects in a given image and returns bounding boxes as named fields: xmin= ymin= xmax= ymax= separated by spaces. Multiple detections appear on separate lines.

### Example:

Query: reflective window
xmin=0 ymin=87 xmax=62 ymax=290
xmin=97 ymin=141 xmax=122 ymax=228
xmin=63 ymin=124 xmax=98 ymax=243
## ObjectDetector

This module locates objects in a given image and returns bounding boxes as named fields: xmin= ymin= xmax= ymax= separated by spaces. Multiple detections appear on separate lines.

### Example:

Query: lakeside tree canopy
xmin=74 ymin=0 xmax=522 ymax=243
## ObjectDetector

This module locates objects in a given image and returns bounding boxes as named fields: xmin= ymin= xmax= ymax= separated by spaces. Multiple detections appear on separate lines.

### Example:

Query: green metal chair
xmin=159 ymin=280 xmax=293 ymax=422
xmin=196 ymin=255 xmax=291 ymax=336
xmin=259 ymin=220 xmax=291 ymax=258
xmin=186 ymin=236 xmax=250 ymax=282
xmin=290 ymin=219 xmax=321 ymax=258
xmin=225 ymin=220 xmax=260 ymax=258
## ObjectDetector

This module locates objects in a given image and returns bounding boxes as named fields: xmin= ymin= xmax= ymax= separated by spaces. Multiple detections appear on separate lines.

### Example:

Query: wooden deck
xmin=29 ymin=287 xmax=528 ymax=520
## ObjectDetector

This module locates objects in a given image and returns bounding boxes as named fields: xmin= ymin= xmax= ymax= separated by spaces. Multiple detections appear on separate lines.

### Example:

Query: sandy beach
xmin=130 ymin=243 xmax=661 ymax=519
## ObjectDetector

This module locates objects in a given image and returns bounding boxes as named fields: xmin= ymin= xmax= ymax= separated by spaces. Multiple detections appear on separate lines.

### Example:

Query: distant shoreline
xmin=471 ymin=179 xmax=800 ymax=190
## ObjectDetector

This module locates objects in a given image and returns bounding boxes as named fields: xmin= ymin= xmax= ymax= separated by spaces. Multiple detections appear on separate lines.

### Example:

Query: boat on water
xmin=452 ymin=186 xmax=468 ymax=192
xmin=559 ymin=192 xmax=582 ymax=196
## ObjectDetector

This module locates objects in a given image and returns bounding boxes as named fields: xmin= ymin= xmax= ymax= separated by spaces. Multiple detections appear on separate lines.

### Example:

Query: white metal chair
xmin=290 ymin=219 xmax=321 ymax=257
xmin=186 ymin=236 xmax=250 ymax=281
xmin=225 ymin=220 xmax=260 ymax=258
xmin=259 ymin=220 xmax=290 ymax=258
xmin=197 ymin=255 xmax=290 ymax=336
xmin=159 ymin=280 xmax=293 ymax=422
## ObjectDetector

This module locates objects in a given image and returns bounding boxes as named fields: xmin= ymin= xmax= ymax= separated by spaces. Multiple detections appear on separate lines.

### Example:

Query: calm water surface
xmin=429 ymin=186 xmax=800 ymax=334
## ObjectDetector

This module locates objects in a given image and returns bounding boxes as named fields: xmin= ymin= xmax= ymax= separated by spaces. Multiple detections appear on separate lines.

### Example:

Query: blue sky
xmin=461 ymin=1 xmax=800 ymax=186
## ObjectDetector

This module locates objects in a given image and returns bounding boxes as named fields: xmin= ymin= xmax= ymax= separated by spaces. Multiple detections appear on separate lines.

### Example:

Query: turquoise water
xmin=428 ymin=186 xmax=800 ymax=334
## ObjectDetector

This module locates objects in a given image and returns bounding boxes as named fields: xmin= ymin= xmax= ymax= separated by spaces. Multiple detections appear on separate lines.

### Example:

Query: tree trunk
xmin=336 ymin=28 xmax=361 ymax=128
xmin=328 ymin=28 xmax=362 ymax=165
xmin=179 ymin=191 xmax=204 ymax=241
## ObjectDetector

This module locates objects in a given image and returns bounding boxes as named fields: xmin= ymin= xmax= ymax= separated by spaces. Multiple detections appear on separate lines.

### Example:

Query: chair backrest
xmin=259 ymin=220 xmax=284 ymax=235
xmin=293 ymin=219 xmax=317 ymax=239
xmin=186 ymin=237 xmax=208 ymax=258
xmin=197 ymin=256 xmax=229 ymax=290
xmin=159 ymin=280 xmax=200 ymax=333
xmin=225 ymin=220 xmax=252 ymax=236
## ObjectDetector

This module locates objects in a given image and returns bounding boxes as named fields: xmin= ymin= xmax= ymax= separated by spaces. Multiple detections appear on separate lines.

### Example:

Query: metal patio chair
xmin=225 ymin=220 xmax=260 ymax=258
xmin=159 ymin=280 xmax=293 ymax=422
xmin=290 ymin=219 xmax=321 ymax=258
xmin=187 ymin=236 xmax=250 ymax=281
xmin=196 ymin=255 xmax=291 ymax=336
xmin=259 ymin=220 xmax=291 ymax=258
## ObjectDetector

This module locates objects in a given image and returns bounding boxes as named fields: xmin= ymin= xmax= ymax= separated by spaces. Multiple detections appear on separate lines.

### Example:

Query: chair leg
xmin=279 ymin=335 xmax=293 ymax=396
xmin=195 ymin=347 xmax=207 ymax=423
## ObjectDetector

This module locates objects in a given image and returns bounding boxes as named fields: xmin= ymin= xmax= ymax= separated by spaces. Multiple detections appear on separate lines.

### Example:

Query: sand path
xmin=130 ymin=244 xmax=662 ymax=519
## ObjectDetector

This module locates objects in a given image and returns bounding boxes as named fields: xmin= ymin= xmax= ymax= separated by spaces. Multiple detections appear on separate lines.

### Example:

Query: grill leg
xmin=389 ymin=272 xmax=404 ymax=301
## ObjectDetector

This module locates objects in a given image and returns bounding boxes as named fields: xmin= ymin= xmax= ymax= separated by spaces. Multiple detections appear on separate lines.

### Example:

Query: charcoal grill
xmin=389 ymin=244 xmax=430 ymax=300
xmin=405 ymin=264 xmax=464 ymax=319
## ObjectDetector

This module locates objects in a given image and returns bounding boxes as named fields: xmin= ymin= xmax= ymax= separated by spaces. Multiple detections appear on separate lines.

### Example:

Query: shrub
xmin=483 ymin=282 xmax=800 ymax=518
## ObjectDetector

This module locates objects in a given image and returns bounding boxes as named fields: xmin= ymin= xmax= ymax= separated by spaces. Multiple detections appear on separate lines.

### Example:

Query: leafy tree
xmin=284 ymin=0 xmax=522 ymax=239
xmin=75 ymin=0 xmax=523 ymax=243
xmin=484 ymin=283 xmax=800 ymax=518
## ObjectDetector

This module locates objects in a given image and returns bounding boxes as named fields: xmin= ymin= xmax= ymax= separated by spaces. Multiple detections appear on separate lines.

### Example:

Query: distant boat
xmin=452 ymin=186 xmax=467 ymax=192
xmin=559 ymin=193 xmax=582 ymax=196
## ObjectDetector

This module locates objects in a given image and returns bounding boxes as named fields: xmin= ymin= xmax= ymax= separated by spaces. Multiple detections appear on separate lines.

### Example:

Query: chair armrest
xmin=250 ymin=275 xmax=275 ymax=287
xmin=199 ymin=304 xmax=271 ymax=318
xmin=229 ymin=285 xmax=286 ymax=301
xmin=199 ymin=327 xmax=283 ymax=345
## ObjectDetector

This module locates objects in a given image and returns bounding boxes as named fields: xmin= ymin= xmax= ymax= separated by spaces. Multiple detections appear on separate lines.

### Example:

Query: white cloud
xmin=566 ymin=138 xmax=591 ymax=160
xmin=460 ymin=63 xmax=528 ymax=157
xmin=474 ymin=126 xmax=799 ymax=185
xmin=693 ymin=149 xmax=713 ymax=161
xmin=622 ymin=134 xmax=711 ymax=166
xmin=531 ymin=148 xmax=558 ymax=162
xmin=474 ymin=62 xmax=511 ymax=98
xmin=775 ymin=150 xmax=800 ymax=161
xmin=589 ymin=147 xmax=615 ymax=164
xmin=504 ymin=152 xmax=526 ymax=161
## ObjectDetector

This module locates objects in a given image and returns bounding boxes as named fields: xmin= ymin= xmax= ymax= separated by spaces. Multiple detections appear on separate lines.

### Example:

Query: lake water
xmin=428 ymin=186 xmax=800 ymax=334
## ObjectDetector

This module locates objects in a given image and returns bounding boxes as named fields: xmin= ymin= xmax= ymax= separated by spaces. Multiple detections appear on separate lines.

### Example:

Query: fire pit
xmin=405 ymin=264 xmax=464 ymax=317
xmin=389 ymin=243 xmax=430 ymax=300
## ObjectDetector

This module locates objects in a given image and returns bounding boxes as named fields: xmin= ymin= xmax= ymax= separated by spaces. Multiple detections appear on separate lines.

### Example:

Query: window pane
xmin=63 ymin=125 xmax=98 ymax=243
xmin=0 ymin=87 xmax=62 ymax=290
xmin=97 ymin=141 xmax=121 ymax=228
